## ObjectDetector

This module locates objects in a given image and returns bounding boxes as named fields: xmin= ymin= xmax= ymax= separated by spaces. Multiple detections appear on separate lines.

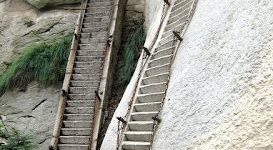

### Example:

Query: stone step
xmin=72 ymin=74 xmax=101 ymax=80
xmin=131 ymin=112 xmax=158 ymax=121
xmin=81 ymin=26 xmax=108 ymax=33
xmin=172 ymin=0 xmax=193 ymax=16
xmin=133 ymin=102 xmax=161 ymax=112
xmin=84 ymin=11 xmax=112 ymax=17
xmin=137 ymin=92 xmax=165 ymax=103
xmin=76 ymin=56 xmax=104 ymax=61
xmin=85 ymin=7 xmax=112 ymax=14
xmin=165 ymin=15 xmax=188 ymax=31
xmin=70 ymin=80 xmax=100 ymax=87
xmin=58 ymin=144 xmax=89 ymax=150
xmin=59 ymin=136 xmax=91 ymax=144
xmin=79 ymin=38 xmax=107 ymax=44
xmin=158 ymin=33 xmax=175 ymax=47
xmin=168 ymin=7 xmax=189 ymax=24
xmin=128 ymin=121 xmax=154 ymax=131
xmin=139 ymin=82 xmax=167 ymax=94
xmin=69 ymin=87 xmax=97 ymax=94
xmin=153 ymin=46 xmax=175 ymax=59
xmin=78 ymin=43 xmax=105 ymax=50
xmin=142 ymin=73 xmax=169 ymax=85
xmin=63 ymin=121 xmax=93 ymax=128
xmin=124 ymin=131 xmax=153 ymax=142
xmin=158 ymin=39 xmax=176 ymax=50
xmin=65 ymin=107 xmax=94 ymax=114
xmin=122 ymin=141 xmax=151 ymax=150
xmin=61 ymin=128 xmax=92 ymax=136
xmin=74 ymin=61 xmax=103 ymax=68
xmin=77 ymin=50 xmax=104 ymax=56
xmin=83 ymin=16 xmax=111 ymax=23
xmin=74 ymin=68 xmax=102 ymax=74
xmin=149 ymin=55 xmax=173 ymax=68
xmin=66 ymin=100 xmax=95 ymax=107
xmin=82 ymin=21 xmax=110 ymax=28
xmin=173 ymin=0 xmax=188 ymax=9
xmin=79 ymin=32 xmax=108 ymax=39
xmin=161 ymin=23 xmax=184 ymax=39
xmin=145 ymin=63 xmax=170 ymax=77
xmin=68 ymin=93 xmax=95 ymax=100
xmin=86 ymin=1 xmax=112 ymax=7
xmin=64 ymin=114 xmax=93 ymax=121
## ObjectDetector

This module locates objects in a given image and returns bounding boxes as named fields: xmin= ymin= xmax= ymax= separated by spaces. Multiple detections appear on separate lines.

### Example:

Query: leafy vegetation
xmin=0 ymin=33 xmax=73 ymax=95
xmin=0 ymin=122 xmax=35 ymax=150
xmin=119 ymin=20 xmax=146 ymax=87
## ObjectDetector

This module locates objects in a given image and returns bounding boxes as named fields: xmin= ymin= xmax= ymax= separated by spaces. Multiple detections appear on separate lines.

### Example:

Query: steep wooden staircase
xmin=50 ymin=0 xmax=126 ymax=149
xmin=118 ymin=0 xmax=198 ymax=149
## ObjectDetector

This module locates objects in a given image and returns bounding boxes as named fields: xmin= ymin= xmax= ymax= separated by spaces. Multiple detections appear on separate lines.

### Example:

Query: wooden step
xmin=59 ymin=136 xmax=91 ymax=144
xmin=58 ymin=144 xmax=89 ymax=150
xmin=61 ymin=128 xmax=92 ymax=136
xmin=63 ymin=121 xmax=93 ymax=128
xmin=66 ymin=100 xmax=95 ymax=107
xmin=70 ymin=81 xmax=100 ymax=87
xmin=72 ymin=74 xmax=101 ymax=80
xmin=69 ymin=87 xmax=97 ymax=94
xmin=64 ymin=114 xmax=93 ymax=121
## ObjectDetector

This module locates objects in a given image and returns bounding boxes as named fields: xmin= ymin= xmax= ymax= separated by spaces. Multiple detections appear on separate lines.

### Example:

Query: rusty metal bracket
xmin=143 ymin=47 xmax=151 ymax=56
xmin=117 ymin=117 xmax=127 ymax=124
xmin=173 ymin=31 xmax=183 ymax=41
xmin=152 ymin=116 xmax=161 ymax=123
xmin=163 ymin=0 xmax=170 ymax=5
xmin=95 ymin=90 xmax=102 ymax=101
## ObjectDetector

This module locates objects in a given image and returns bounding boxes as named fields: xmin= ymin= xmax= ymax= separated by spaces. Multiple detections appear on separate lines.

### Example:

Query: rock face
xmin=0 ymin=0 xmax=79 ymax=149
xmin=0 ymin=0 xmax=78 ymax=74
xmin=153 ymin=0 xmax=273 ymax=149
xmin=25 ymin=0 xmax=81 ymax=9
xmin=0 ymin=82 xmax=60 ymax=149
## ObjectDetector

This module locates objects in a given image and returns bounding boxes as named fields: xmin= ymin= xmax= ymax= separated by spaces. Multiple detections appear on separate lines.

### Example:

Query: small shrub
xmin=0 ymin=33 xmax=73 ymax=95
xmin=119 ymin=20 xmax=146 ymax=87
xmin=0 ymin=129 xmax=35 ymax=150
xmin=0 ymin=121 xmax=35 ymax=150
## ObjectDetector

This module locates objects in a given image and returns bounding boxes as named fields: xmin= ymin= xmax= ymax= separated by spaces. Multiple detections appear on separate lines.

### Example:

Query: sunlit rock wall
xmin=153 ymin=0 xmax=273 ymax=149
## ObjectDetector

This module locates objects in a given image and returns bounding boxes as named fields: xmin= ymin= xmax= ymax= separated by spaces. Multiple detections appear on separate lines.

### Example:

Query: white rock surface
xmin=153 ymin=0 xmax=273 ymax=149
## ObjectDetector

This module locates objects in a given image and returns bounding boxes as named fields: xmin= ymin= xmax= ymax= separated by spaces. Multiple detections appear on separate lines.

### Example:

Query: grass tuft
xmin=0 ymin=33 xmax=73 ymax=95
xmin=0 ymin=128 xmax=35 ymax=150
xmin=119 ymin=20 xmax=146 ymax=87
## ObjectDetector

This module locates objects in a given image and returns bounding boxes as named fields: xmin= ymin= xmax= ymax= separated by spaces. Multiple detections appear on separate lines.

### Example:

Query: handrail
xmin=49 ymin=0 xmax=88 ymax=149
xmin=117 ymin=0 xmax=174 ymax=149
xmin=90 ymin=0 xmax=127 ymax=149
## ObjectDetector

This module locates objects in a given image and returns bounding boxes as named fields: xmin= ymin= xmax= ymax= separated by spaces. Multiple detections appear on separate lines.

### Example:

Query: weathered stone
xmin=0 ymin=0 xmax=78 ymax=74
xmin=0 ymin=82 xmax=60 ymax=150
xmin=25 ymin=0 xmax=81 ymax=9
